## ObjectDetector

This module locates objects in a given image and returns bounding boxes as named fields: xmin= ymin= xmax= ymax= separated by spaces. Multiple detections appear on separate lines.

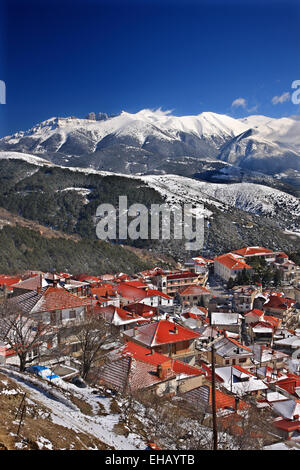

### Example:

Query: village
xmin=0 ymin=245 xmax=300 ymax=450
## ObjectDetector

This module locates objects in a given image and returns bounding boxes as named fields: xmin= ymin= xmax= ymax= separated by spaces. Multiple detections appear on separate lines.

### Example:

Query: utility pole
xmin=211 ymin=344 xmax=218 ymax=450
xmin=15 ymin=392 xmax=27 ymax=436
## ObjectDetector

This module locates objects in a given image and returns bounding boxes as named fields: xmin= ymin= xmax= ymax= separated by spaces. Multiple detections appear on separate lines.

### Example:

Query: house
xmin=214 ymin=253 xmax=252 ymax=282
xmin=248 ymin=321 xmax=275 ymax=344
xmin=117 ymin=283 xmax=173 ymax=307
xmin=94 ymin=305 xmax=149 ymax=334
xmin=9 ymin=285 xmax=92 ymax=327
xmin=208 ymin=296 xmax=232 ymax=314
xmin=210 ymin=312 xmax=242 ymax=335
xmin=274 ymin=334 xmax=300 ymax=353
xmin=98 ymin=341 xmax=205 ymax=396
xmin=271 ymin=399 xmax=300 ymax=440
xmin=272 ymin=256 xmax=300 ymax=286
xmin=0 ymin=341 xmax=19 ymax=366
xmin=59 ymin=278 xmax=90 ymax=298
xmin=4 ymin=285 xmax=93 ymax=363
xmin=152 ymin=271 xmax=202 ymax=296
xmin=180 ymin=306 xmax=209 ymax=330
xmin=256 ymin=389 xmax=289 ymax=411
xmin=249 ymin=345 xmax=289 ymax=372
xmin=178 ymin=284 xmax=212 ymax=307
xmin=231 ymin=246 xmax=279 ymax=263
xmin=0 ymin=275 xmax=22 ymax=297
xmin=243 ymin=308 xmax=265 ymax=324
xmin=139 ymin=289 xmax=173 ymax=308
xmin=90 ymin=285 xmax=120 ymax=307
xmin=272 ymin=374 xmax=300 ymax=399
xmin=272 ymin=417 xmax=300 ymax=441
xmin=195 ymin=325 xmax=223 ymax=350
xmin=123 ymin=319 xmax=201 ymax=365
xmin=10 ymin=273 xmax=49 ymax=296
xmin=123 ymin=302 xmax=161 ymax=320
xmin=206 ymin=336 xmax=253 ymax=367
xmin=183 ymin=256 xmax=212 ymax=284
xmin=214 ymin=365 xmax=268 ymax=397
xmin=263 ymin=293 xmax=296 ymax=320
xmin=179 ymin=383 xmax=249 ymax=415
xmin=232 ymin=285 xmax=262 ymax=312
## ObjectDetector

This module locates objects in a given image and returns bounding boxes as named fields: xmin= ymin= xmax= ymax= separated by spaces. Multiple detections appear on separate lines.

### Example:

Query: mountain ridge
xmin=1 ymin=110 xmax=299 ymax=183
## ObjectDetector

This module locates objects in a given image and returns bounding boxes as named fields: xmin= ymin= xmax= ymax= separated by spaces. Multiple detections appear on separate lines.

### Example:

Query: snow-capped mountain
xmin=0 ymin=109 xmax=299 ymax=183
xmin=239 ymin=115 xmax=300 ymax=153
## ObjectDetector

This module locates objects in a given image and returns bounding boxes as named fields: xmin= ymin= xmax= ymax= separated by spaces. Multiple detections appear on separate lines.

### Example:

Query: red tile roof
xmin=209 ymin=388 xmax=249 ymax=411
xmin=117 ymin=284 xmax=147 ymax=302
xmin=120 ymin=342 xmax=204 ymax=377
xmin=125 ymin=302 xmax=159 ymax=318
xmin=95 ymin=305 xmax=146 ymax=325
xmin=10 ymin=274 xmax=42 ymax=291
xmin=166 ymin=271 xmax=198 ymax=280
xmin=232 ymin=246 xmax=275 ymax=257
xmin=244 ymin=309 xmax=264 ymax=318
xmin=273 ymin=418 xmax=300 ymax=432
xmin=143 ymin=289 xmax=172 ymax=300
xmin=274 ymin=376 xmax=300 ymax=396
xmin=10 ymin=286 xmax=91 ymax=314
xmin=117 ymin=283 xmax=171 ymax=301
xmin=225 ymin=336 xmax=252 ymax=353
xmin=178 ymin=285 xmax=211 ymax=296
xmin=91 ymin=286 xmax=117 ymax=298
xmin=0 ymin=276 xmax=22 ymax=287
xmin=123 ymin=319 xmax=200 ymax=347
xmin=264 ymin=295 xmax=296 ymax=310
xmin=123 ymin=280 xmax=148 ymax=289
xmin=214 ymin=253 xmax=252 ymax=270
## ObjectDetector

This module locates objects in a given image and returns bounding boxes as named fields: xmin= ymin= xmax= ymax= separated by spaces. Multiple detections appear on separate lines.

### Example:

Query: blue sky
xmin=0 ymin=0 xmax=300 ymax=136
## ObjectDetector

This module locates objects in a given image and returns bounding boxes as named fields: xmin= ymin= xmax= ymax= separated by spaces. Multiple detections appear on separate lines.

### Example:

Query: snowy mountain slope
xmin=240 ymin=115 xmax=300 ymax=153
xmin=0 ymin=150 xmax=298 ymax=229
xmin=1 ymin=109 xmax=300 ymax=182
xmin=0 ymin=154 xmax=299 ymax=257
xmin=140 ymin=174 xmax=300 ymax=224
xmin=0 ymin=151 xmax=55 ymax=166
xmin=218 ymin=128 xmax=300 ymax=175
xmin=0 ymin=110 xmax=250 ymax=172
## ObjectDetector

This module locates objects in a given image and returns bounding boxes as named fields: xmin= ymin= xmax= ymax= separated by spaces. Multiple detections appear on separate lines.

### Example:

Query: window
xmin=71 ymin=343 xmax=79 ymax=353
xmin=69 ymin=310 xmax=76 ymax=319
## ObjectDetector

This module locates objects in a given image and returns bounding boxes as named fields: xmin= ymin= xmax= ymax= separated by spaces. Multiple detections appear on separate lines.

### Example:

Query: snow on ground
xmin=140 ymin=174 xmax=300 ymax=221
xmin=0 ymin=366 xmax=145 ymax=450
xmin=0 ymin=151 xmax=55 ymax=166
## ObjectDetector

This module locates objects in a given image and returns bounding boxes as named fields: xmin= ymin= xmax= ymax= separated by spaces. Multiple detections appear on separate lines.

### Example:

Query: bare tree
xmin=0 ymin=300 xmax=50 ymax=372
xmin=69 ymin=311 xmax=115 ymax=381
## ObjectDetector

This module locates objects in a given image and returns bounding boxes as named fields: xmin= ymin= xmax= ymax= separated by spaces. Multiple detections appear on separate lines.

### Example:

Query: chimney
xmin=157 ymin=362 xmax=171 ymax=379
xmin=133 ymin=326 xmax=138 ymax=337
